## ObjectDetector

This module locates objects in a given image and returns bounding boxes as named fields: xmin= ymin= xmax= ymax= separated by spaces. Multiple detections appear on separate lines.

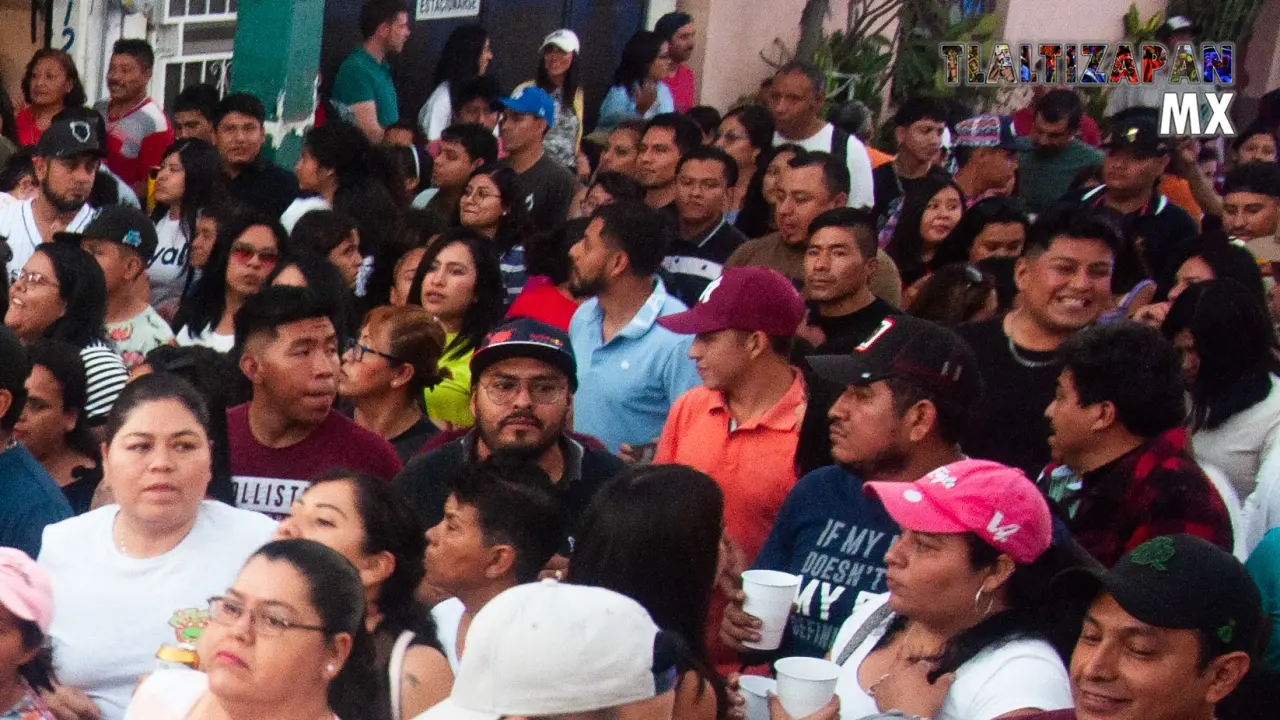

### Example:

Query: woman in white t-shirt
xmin=813 ymin=460 xmax=1086 ymax=720
xmin=276 ymin=472 xmax=453 ymax=719
xmin=417 ymin=25 xmax=493 ymax=142
xmin=37 ymin=374 xmax=276 ymax=720
xmin=172 ymin=214 xmax=286 ymax=353
xmin=150 ymin=139 xmax=224 ymax=319
xmin=125 ymin=538 xmax=374 ymax=720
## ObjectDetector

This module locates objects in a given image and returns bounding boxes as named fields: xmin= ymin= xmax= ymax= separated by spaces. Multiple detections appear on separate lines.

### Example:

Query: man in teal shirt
xmin=330 ymin=0 xmax=410 ymax=142
xmin=1016 ymin=89 xmax=1104 ymax=215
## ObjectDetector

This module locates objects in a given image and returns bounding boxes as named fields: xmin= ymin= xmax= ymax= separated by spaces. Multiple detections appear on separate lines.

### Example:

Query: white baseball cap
xmin=420 ymin=580 xmax=679 ymax=720
xmin=541 ymin=29 xmax=581 ymax=55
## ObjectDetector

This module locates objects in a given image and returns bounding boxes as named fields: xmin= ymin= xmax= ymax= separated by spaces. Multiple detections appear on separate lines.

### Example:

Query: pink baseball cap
xmin=0 ymin=548 xmax=53 ymax=632
xmin=865 ymin=459 xmax=1053 ymax=564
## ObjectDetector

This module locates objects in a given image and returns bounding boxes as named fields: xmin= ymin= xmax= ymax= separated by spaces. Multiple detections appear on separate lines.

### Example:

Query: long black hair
xmin=152 ymin=138 xmax=225 ymax=246
xmin=306 ymin=123 xmax=406 ymax=305
xmin=433 ymin=25 xmax=489 ymax=90
xmin=1161 ymin=233 xmax=1266 ymax=304
xmin=34 ymin=244 xmax=107 ymax=348
xmin=1162 ymin=279 xmax=1280 ymax=430
xmin=536 ymin=44 xmax=581 ymax=108
xmin=308 ymin=471 xmax=440 ymax=645
xmin=250 ymin=539 xmax=379 ymax=720
xmin=567 ymin=465 xmax=729 ymax=720
xmin=920 ymin=535 xmax=1096 ymax=682
xmin=613 ymin=31 xmax=664 ymax=91
xmin=886 ymin=172 xmax=965 ymax=287
xmin=929 ymin=196 xmax=1030 ymax=270
xmin=406 ymin=228 xmax=506 ymax=357
xmin=736 ymin=143 xmax=801 ymax=239
xmin=460 ymin=164 xmax=534 ymax=256
xmin=267 ymin=254 xmax=357 ymax=350
xmin=172 ymin=212 xmax=289 ymax=339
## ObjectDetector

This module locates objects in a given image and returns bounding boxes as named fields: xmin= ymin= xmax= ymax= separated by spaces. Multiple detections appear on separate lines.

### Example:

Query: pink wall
xmin=683 ymin=0 xmax=854 ymax=111
xmin=998 ymin=0 xmax=1166 ymax=44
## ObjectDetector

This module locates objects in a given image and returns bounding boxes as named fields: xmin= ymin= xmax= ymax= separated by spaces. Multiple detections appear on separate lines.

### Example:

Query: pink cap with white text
xmin=865 ymin=459 xmax=1052 ymax=564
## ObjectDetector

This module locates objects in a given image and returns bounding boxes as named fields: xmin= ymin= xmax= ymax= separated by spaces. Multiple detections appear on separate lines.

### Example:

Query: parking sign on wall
xmin=417 ymin=0 xmax=481 ymax=21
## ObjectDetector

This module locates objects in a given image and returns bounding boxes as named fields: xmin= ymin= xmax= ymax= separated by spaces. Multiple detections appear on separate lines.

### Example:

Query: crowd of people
xmin=0 ymin=2 xmax=1274 ymax=719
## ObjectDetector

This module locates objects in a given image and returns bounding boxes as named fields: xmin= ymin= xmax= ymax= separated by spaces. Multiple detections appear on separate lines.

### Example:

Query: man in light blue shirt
xmin=568 ymin=201 xmax=701 ymax=455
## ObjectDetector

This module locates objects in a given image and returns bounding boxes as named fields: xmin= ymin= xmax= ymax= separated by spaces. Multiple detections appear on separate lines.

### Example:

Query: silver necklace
xmin=1006 ymin=335 xmax=1058 ymax=369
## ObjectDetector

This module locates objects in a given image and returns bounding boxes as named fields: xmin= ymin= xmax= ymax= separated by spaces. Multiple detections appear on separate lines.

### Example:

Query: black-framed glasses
xmin=348 ymin=344 xmax=403 ymax=364
xmin=207 ymin=596 xmax=327 ymax=638
xmin=480 ymin=377 xmax=568 ymax=406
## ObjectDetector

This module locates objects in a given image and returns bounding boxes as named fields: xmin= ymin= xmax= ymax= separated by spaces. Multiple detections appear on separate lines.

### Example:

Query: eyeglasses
xmin=229 ymin=243 xmax=279 ymax=268
xmin=480 ymin=377 xmax=568 ymax=406
xmin=13 ymin=270 xmax=59 ymax=290
xmin=348 ymin=344 xmax=403 ymax=365
xmin=207 ymin=596 xmax=326 ymax=638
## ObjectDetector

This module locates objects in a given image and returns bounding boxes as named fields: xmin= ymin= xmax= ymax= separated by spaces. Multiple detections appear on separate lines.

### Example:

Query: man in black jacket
xmin=393 ymin=318 xmax=624 ymax=554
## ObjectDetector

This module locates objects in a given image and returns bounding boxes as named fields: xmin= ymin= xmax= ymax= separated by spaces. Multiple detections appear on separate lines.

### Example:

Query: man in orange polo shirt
xmin=654 ymin=266 xmax=807 ymax=564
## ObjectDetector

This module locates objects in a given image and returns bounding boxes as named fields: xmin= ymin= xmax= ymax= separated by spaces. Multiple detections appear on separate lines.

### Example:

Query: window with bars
xmin=155 ymin=0 xmax=238 ymax=110
xmin=167 ymin=0 xmax=239 ymax=19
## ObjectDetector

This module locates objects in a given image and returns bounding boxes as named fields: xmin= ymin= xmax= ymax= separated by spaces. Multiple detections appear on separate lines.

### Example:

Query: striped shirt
xmin=500 ymin=245 xmax=527 ymax=303
xmin=79 ymin=342 xmax=129 ymax=424
xmin=94 ymin=98 xmax=174 ymax=186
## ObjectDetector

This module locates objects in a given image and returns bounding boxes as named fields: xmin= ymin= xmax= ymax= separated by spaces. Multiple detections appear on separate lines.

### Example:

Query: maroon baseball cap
xmin=658 ymin=267 xmax=805 ymax=336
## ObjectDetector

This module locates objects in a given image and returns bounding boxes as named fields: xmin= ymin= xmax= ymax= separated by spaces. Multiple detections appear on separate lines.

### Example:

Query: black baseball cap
xmin=470 ymin=318 xmax=578 ymax=391
xmin=34 ymin=117 xmax=106 ymax=159
xmin=55 ymin=206 xmax=160 ymax=262
xmin=1102 ymin=116 xmax=1171 ymax=159
xmin=807 ymin=315 xmax=982 ymax=407
xmin=1055 ymin=534 xmax=1264 ymax=655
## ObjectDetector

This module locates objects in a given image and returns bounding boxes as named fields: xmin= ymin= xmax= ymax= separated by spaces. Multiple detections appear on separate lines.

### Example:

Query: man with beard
xmin=719 ymin=314 xmax=977 ymax=660
xmin=567 ymin=201 xmax=701 ymax=455
xmin=1016 ymin=90 xmax=1104 ymax=215
xmin=227 ymin=286 xmax=401 ymax=518
xmin=1 ymin=117 xmax=102 ymax=283
xmin=393 ymin=318 xmax=623 ymax=551
xmin=329 ymin=0 xmax=411 ymax=142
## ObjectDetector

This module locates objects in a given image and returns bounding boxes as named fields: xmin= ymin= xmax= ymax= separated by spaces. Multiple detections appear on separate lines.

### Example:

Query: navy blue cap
xmin=470 ymin=318 xmax=577 ymax=390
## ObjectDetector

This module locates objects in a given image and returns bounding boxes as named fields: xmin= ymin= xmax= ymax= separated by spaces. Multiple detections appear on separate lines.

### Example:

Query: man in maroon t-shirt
xmin=227 ymin=286 xmax=401 ymax=518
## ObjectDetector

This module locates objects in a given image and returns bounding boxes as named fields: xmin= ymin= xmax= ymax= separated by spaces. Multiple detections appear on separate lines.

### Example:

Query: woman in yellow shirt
xmin=515 ymin=30 xmax=584 ymax=170
xmin=406 ymin=229 xmax=507 ymax=428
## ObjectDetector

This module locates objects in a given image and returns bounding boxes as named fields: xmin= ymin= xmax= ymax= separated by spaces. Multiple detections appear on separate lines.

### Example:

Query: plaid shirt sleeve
xmin=1121 ymin=455 xmax=1234 ymax=557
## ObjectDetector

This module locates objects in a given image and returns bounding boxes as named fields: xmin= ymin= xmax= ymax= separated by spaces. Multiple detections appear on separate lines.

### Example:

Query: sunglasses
xmin=229 ymin=243 xmax=279 ymax=268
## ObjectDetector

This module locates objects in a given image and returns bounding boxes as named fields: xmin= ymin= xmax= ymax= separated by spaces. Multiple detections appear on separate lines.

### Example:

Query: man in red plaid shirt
xmin=1039 ymin=322 xmax=1233 ymax=567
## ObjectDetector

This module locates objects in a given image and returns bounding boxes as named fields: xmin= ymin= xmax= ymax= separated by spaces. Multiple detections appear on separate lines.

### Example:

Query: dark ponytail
xmin=251 ymin=539 xmax=382 ymax=720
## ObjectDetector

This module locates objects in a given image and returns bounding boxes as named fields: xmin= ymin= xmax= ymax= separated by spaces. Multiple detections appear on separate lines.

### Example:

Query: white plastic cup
xmin=774 ymin=657 xmax=840 ymax=719
xmin=740 ymin=569 xmax=801 ymax=651
xmin=738 ymin=675 xmax=776 ymax=720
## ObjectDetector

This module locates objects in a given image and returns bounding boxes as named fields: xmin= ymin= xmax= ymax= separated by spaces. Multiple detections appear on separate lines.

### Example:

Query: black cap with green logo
xmin=1057 ymin=534 xmax=1264 ymax=654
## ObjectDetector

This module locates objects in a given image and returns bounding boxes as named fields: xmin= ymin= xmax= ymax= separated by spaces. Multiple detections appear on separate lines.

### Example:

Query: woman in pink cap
xmin=0 ymin=548 xmax=57 ymax=719
xmin=811 ymin=460 xmax=1092 ymax=720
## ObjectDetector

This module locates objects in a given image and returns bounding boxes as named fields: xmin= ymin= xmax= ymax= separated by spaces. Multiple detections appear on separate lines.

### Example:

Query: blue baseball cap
xmin=500 ymin=86 xmax=557 ymax=129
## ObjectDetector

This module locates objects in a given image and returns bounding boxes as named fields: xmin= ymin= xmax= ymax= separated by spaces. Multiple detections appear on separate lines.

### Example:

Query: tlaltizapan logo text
xmin=940 ymin=41 xmax=1236 ymax=138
